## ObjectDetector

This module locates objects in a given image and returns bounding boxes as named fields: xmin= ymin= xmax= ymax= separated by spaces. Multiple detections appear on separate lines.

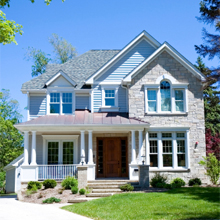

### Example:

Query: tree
xmin=206 ymin=129 xmax=220 ymax=160
xmin=0 ymin=10 xmax=22 ymax=45
xmin=195 ymin=0 xmax=220 ymax=84
xmin=0 ymin=89 xmax=23 ymax=172
xmin=49 ymin=33 xmax=77 ymax=64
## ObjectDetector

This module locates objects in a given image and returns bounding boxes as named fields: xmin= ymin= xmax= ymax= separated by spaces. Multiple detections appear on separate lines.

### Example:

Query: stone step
xmin=88 ymin=182 xmax=139 ymax=186
xmin=88 ymin=185 xmax=121 ymax=189
xmin=86 ymin=193 xmax=113 ymax=197
xmin=92 ymin=189 xmax=122 ymax=193
xmin=88 ymin=180 xmax=138 ymax=183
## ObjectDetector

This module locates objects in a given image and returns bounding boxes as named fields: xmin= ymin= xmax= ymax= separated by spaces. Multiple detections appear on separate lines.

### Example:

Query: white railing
xmin=38 ymin=165 xmax=78 ymax=180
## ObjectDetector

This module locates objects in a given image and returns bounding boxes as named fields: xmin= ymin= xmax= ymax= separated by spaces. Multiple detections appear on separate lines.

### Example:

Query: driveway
xmin=0 ymin=195 xmax=92 ymax=220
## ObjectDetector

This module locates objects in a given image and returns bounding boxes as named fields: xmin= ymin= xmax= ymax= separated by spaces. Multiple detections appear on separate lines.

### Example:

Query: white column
xmin=23 ymin=131 xmax=29 ymax=165
xmin=186 ymin=130 xmax=190 ymax=169
xmin=145 ymin=131 xmax=150 ymax=165
xmin=88 ymin=130 xmax=94 ymax=164
xmin=172 ymin=132 xmax=177 ymax=169
xmin=138 ymin=130 xmax=143 ymax=164
xmin=30 ymin=131 xmax=37 ymax=165
xmin=80 ymin=131 xmax=85 ymax=163
xmin=131 ymin=130 xmax=136 ymax=164
xmin=27 ymin=92 xmax=30 ymax=121
xmin=158 ymin=132 xmax=162 ymax=169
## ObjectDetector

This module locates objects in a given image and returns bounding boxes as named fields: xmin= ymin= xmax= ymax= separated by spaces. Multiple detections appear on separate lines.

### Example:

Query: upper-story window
xmin=145 ymin=75 xmax=188 ymax=114
xmin=105 ymin=90 xmax=115 ymax=106
xmin=49 ymin=92 xmax=73 ymax=114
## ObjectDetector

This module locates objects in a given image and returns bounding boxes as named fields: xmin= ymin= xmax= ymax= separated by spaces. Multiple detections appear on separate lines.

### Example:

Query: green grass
xmin=62 ymin=187 xmax=220 ymax=220
xmin=0 ymin=193 xmax=17 ymax=196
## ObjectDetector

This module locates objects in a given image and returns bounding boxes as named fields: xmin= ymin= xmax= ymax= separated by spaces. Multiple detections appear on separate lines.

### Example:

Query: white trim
xmin=86 ymin=31 xmax=161 ymax=84
xmin=90 ymin=90 xmax=94 ymax=113
xmin=123 ymin=42 xmax=206 ymax=83
xmin=138 ymin=130 xmax=143 ymax=164
xmin=27 ymin=92 xmax=30 ymax=121
xmin=88 ymin=130 xmax=94 ymax=165
xmin=45 ymin=71 xmax=76 ymax=87
xmin=30 ymin=131 xmax=37 ymax=165
xmin=145 ymin=131 xmax=150 ymax=165
xmin=23 ymin=131 xmax=29 ymax=165
xmin=131 ymin=130 xmax=136 ymax=164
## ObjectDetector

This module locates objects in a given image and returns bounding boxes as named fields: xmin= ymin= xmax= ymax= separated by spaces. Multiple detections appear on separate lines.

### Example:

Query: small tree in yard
xmin=199 ymin=153 xmax=220 ymax=185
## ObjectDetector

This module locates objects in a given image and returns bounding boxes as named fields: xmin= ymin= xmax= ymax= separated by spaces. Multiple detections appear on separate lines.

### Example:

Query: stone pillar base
xmin=138 ymin=165 xmax=149 ymax=188
xmin=21 ymin=165 xmax=38 ymax=182
xmin=77 ymin=166 xmax=88 ymax=189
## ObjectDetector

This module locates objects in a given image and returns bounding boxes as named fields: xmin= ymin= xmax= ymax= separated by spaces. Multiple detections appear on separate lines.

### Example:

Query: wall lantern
xmin=141 ymin=155 xmax=145 ymax=165
xmin=81 ymin=155 xmax=85 ymax=166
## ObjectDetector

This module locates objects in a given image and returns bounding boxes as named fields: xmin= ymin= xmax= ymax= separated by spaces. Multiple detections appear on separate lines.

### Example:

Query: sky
xmin=0 ymin=0 xmax=218 ymax=121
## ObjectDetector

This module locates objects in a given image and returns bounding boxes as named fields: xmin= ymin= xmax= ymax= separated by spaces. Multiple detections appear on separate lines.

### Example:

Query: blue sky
xmin=0 ymin=0 xmax=218 ymax=121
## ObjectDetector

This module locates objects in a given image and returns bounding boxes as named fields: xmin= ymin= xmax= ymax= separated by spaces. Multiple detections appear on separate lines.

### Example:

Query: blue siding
xmin=118 ymin=86 xmax=127 ymax=112
xmin=30 ymin=95 xmax=46 ymax=119
xmin=96 ymin=40 xmax=155 ymax=82
xmin=76 ymin=95 xmax=90 ymax=110
xmin=93 ymin=84 xmax=102 ymax=112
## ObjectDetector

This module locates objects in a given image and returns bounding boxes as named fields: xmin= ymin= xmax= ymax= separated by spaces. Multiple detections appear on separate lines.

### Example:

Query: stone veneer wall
xmin=128 ymin=51 xmax=208 ymax=184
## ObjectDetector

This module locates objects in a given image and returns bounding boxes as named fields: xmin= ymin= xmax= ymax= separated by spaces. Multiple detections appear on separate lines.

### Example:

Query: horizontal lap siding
xmin=6 ymin=169 xmax=15 ymax=193
xmin=93 ymin=84 xmax=102 ymax=112
xmin=118 ymin=86 xmax=127 ymax=112
xmin=76 ymin=95 xmax=90 ymax=110
xmin=30 ymin=96 xmax=46 ymax=119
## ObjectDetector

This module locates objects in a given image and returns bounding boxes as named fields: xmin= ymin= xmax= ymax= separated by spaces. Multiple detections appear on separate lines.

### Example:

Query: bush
xmin=61 ymin=176 xmax=78 ymax=189
xmin=199 ymin=153 xmax=220 ymax=185
xmin=71 ymin=186 xmax=78 ymax=194
xmin=27 ymin=181 xmax=42 ymax=190
xmin=164 ymin=184 xmax=172 ymax=189
xmin=188 ymin=178 xmax=202 ymax=186
xmin=150 ymin=173 xmax=167 ymax=187
xmin=120 ymin=184 xmax=134 ymax=191
xmin=0 ymin=172 xmax=6 ymax=194
xmin=43 ymin=179 xmax=57 ymax=189
xmin=42 ymin=197 xmax=61 ymax=204
xmin=79 ymin=188 xmax=86 ymax=195
xmin=171 ymin=183 xmax=182 ymax=188
xmin=31 ymin=184 xmax=38 ymax=193
xmin=155 ymin=182 xmax=166 ymax=188
xmin=170 ymin=178 xmax=185 ymax=187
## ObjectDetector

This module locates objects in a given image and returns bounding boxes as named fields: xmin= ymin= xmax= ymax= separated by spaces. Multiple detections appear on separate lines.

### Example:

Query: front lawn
xmin=62 ymin=187 xmax=220 ymax=220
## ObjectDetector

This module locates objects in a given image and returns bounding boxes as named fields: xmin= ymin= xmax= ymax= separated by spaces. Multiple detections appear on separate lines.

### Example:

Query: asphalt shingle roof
xmin=22 ymin=50 xmax=120 ymax=90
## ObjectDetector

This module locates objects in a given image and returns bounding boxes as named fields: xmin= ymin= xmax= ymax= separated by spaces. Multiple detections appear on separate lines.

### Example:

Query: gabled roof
xmin=123 ymin=42 xmax=206 ymax=82
xmin=85 ymin=31 xmax=161 ymax=84
xmin=4 ymin=154 xmax=24 ymax=171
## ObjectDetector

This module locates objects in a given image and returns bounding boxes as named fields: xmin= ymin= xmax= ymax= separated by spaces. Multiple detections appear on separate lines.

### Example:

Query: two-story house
xmin=4 ymin=31 xmax=207 ymax=193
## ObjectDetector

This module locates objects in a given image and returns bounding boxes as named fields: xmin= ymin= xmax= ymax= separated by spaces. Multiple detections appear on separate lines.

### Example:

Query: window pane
xmin=175 ymin=90 xmax=183 ymax=100
xmin=176 ymin=101 xmax=184 ymax=111
xmin=148 ymin=101 xmax=156 ymax=112
xmin=162 ymin=140 xmax=172 ymax=153
xmin=162 ymin=133 xmax=172 ymax=138
xmin=178 ymin=154 xmax=185 ymax=167
xmin=161 ymin=81 xmax=171 ymax=111
xmin=177 ymin=140 xmax=185 ymax=153
xmin=63 ymin=142 xmax=74 ymax=164
xmin=48 ymin=142 xmax=59 ymax=165
xmin=63 ymin=93 xmax=72 ymax=103
xmin=62 ymin=104 xmax=72 ymax=114
xmin=148 ymin=90 xmax=156 ymax=100
xmin=163 ymin=155 xmax=172 ymax=167
xmin=150 ymin=155 xmax=158 ymax=167
xmin=150 ymin=141 xmax=158 ymax=153
xmin=50 ymin=104 xmax=60 ymax=113
xmin=50 ymin=93 xmax=60 ymax=103
xmin=105 ymin=98 xmax=115 ymax=106
xmin=177 ymin=133 xmax=185 ymax=138
xmin=149 ymin=133 xmax=157 ymax=138
xmin=105 ymin=90 xmax=115 ymax=97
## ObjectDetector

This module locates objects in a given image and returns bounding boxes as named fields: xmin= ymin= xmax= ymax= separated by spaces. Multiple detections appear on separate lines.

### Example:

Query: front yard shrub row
xmin=170 ymin=178 xmax=186 ymax=186
xmin=42 ymin=197 xmax=61 ymax=203
xmin=27 ymin=181 xmax=42 ymax=190
xmin=150 ymin=173 xmax=167 ymax=187
xmin=61 ymin=176 xmax=78 ymax=189
xmin=120 ymin=184 xmax=134 ymax=191
xmin=43 ymin=179 xmax=57 ymax=189
xmin=188 ymin=178 xmax=202 ymax=186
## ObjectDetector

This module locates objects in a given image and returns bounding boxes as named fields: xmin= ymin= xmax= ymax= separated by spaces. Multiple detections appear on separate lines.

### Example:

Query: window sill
xmin=145 ymin=112 xmax=188 ymax=116
xmin=100 ymin=106 xmax=120 ymax=112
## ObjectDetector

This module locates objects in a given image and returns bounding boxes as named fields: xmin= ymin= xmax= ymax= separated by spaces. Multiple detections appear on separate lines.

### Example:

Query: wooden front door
xmin=97 ymin=137 xmax=128 ymax=178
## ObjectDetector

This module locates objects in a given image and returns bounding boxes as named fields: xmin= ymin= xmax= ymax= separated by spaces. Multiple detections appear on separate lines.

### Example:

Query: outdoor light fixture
xmin=195 ymin=141 xmax=199 ymax=148
xmin=141 ymin=155 xmax=145 ymax=165
xmin=81 ymin=155 xmax=85 ymax=166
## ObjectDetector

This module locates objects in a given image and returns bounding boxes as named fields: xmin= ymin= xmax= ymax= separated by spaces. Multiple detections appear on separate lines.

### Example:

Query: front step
xmin=92 ymin=189 xmax=122 ymax=193
xmin=86 ymin=193 xmax=113 ymax=197
xmin=89 ymin=185 xmax=123 ymax=189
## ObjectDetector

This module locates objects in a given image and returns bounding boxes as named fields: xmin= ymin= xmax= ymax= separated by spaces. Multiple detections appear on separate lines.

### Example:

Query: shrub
xmin=155 ymin=182 xmax=166 ymax=188
xmin=120 ymin=184 xmax=134 ymax=191
xmin=0 ymin=172 xmax=6 ymax=194
xmin=171 ymin=183 xmax=182 ymax=188
xmin=43 ymin=179 xmax=57 ymax=189
xmin=42 ymin=197 xmax=61 ymax=204
xmin=85 ymin=186 xmax=92 ymax=194
xmin=164 ymin=184 xmax=172 ymax=189
xmin=79 ymin=188 xmax=86 ymax=195
xmin=170 ymin=178 xmax=185 ymax=187
xmin=188 ymin=178 xmax=202 ymax=186
xmin=31 ymin=184 xmax=38 ymax=193
xmin=150 ymin=173 xmax=167 ymax=187
xmin=61 ymin=176 xmax=78 ymax=189
xmin=27 ymin=181 xmax=42 ymax=190
xmin=71 ymin=186 xmax=78 ymax=194
xmin=199 ymin=153 xmax=220 ymax=185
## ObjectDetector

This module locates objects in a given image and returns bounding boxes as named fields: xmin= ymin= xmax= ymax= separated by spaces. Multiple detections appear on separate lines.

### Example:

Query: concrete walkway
xmin=0 ymin=195 xmax=92 ymax=220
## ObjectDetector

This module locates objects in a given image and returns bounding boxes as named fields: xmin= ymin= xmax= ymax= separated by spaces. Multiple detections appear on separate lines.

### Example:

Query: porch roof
xmin=15 ymin=111 xmax=149 ymax=131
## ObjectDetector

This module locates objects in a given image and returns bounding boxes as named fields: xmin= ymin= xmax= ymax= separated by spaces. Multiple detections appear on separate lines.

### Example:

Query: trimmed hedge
xmin=71 ymin=186 xmax=78 ymax=194
xmin=43 ymin=179 xmax=57 ymax=189
xmin=188 ymin=178 xmax=202 ymax=186
xmin=79 ymin=188 xmax=86 ymax=195
xmin=27 ymin=181 xmax=42 ymax=190
xmin=170 ymin=178 xmax=185 ymax=187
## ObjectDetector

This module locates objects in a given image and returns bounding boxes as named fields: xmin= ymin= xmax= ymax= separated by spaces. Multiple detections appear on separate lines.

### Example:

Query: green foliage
xmin=31 ymin=184 xmax=38 ymax=193
xmin=42 ymin=179 xmax=57 ymax=189
xmin=42 ymin=197 xmax=61 ymax=204
xmin=188 ymin=178 xmax=202 ymax=186
xmin=0 ymin=10 xmax=22 ymax=45
xmin=0 ymin=89 xmax=23 ymax=172
xmin=171 ymin=183 xmax=182 ymax=189
xmin=164 ymin=184 xmax=172 ymax=189
xmin=49 ymin=33 xmax=77 ymax=64
xmin=27 ymin=181 xmax=42 ymax=190
xmin=61 ymin=176 xmax=78 ymax=189
xmin=85 ymin=186 xmax=92 ymax=194
xmin=155 ymin=182 xmax=166 ymax=188
xmin=0 ymin=171 xmax=6 ymax=193
xmin=150 ymin=173 xmax=167 ymax=187
xmin=25 ymin=189 xmax=32 ymax=197
xmin=58 ymin=188 xmax=64 ymax=194
xmin=79 ymin=188 xmax=86 ymax=195
xmin=170 ymin=178 xmax=185 ymax=187
xmin=120 ymin=184 xmax=134 ymax=191
xmin=199 ymin=153 xmax=220 ymax=185
xmin=25 ymin=47 xmax=51 ymax=77
xmin=71 ymin=186 xmax=78 ymax=194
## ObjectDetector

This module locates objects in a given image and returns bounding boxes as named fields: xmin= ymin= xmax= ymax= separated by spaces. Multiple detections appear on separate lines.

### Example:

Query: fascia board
xmin=86 ymin=31 xmax=161 ymax=84
xmin=21 ymin=89 xmax=47 ymax=94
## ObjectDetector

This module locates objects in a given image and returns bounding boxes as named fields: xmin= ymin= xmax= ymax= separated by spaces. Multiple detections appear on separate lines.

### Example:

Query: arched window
xmin=160 ymin=81 xmax=171 ymax=111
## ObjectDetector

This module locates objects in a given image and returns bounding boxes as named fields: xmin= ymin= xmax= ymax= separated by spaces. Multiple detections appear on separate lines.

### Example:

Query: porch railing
xmin=38 ymin=165 xmax=78 ymax=180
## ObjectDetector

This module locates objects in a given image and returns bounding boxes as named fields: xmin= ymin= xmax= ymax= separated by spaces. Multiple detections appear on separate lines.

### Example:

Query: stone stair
xmin=86 ymin=180 xmax=139 ymax=197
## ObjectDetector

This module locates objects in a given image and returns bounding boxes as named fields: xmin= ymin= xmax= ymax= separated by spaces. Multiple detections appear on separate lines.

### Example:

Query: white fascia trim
xmin=99 ymin=81 xmax=122 ymax=85
xmin=21 ymin=89 xmax=47 ymax=94
xmin=100 ymin=106 xmax=120 ymax=112
xmin=42 ymin=135 xmax=79 ymax=140
xmin=123 ymin=42 xmax=206 ymax=82
xmin=75 ymin=89 xmax=91 ymax=93
xmin=86 ymin=31 xmax=161 ymax=84
xmin=46 ymin=71 xmax=76 ymax=86
xmin=148 ymin=127 xmax=190 ymax=132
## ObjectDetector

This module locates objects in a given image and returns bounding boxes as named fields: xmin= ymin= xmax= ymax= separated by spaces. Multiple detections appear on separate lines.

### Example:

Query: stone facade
xmin=77 ymin=166 xmax=88 ymax=189
xmin=128 ymin=51 xmax=208 ymax=184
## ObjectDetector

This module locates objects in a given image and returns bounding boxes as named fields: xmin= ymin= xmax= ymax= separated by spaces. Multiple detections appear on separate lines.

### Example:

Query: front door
xmin=97 ymin=137 xmax=128 ymax=178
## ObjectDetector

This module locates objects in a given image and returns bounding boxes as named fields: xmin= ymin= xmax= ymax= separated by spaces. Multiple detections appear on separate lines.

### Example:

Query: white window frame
xmin=100 ymin=85 xmax=119 ymax=112
xmin=42 ymin=135 xmax=79 ymax=165
xmin=144 ymin=75 xmax=188 ymax=115
xmin=46 ymin=88 xmax=75 ymax=115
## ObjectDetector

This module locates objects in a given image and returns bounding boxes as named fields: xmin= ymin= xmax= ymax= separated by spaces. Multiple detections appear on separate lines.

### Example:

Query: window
xmin=175 ymin=90 xmax=184 ymax=112
xmin=63 ymin=142 xmax=74 ymax=164
xmin=147 ymin=90 xmax=157 ymax=112
xmin=161 ymin=81 xmax=171 ymax=111
xmin=49 ymin=92 xmax=73 ymax=114
xmin=177 ymin=133 xmax=186 ymax=167
xmin=162 ymin=140 xmax=172 ymax=167
xmin=48 ymin=142 xmax=59 ymax=165
xmin=105 ymin=90 xmax=115 ymax=106
xmin=149 ymin=140 xmax=158 ymax=167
